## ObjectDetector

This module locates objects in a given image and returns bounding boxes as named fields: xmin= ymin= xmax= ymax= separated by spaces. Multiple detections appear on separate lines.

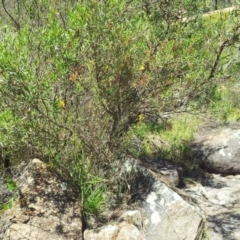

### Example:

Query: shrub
xmin=0 ymin=0 xmax=239 ymax=218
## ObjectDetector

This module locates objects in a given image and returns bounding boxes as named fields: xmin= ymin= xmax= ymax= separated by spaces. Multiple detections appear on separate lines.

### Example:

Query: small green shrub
xmin=0 ymin=178 xmax=17 ymax=214
xmin=206 ymin=85 xmax=240 ymax=121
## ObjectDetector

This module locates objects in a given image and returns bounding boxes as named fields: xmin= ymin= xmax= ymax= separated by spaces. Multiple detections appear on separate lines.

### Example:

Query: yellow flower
xmin=139 ymin=65 xmax=145 ymax=71
xmin=103 ymin=65 xmax=109 ymax=73
xmin=58 ymin=99 xmax=65 ymax=108
xmin=138 ymin=113 xmax=145 ymax=125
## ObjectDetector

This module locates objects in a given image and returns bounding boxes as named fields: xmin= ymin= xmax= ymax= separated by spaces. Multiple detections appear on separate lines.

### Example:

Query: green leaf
xmin=6 ymin=179 xmax=17 ymax=192
xmin=8 ymin=197 xmax=14 ymax=209
xmin=3 ymin=203 xmax=9 ymax=210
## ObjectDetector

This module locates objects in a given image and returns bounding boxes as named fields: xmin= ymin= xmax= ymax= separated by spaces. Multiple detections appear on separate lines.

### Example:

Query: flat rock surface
xmin=184 ymin=173 xmax=240 ymax=240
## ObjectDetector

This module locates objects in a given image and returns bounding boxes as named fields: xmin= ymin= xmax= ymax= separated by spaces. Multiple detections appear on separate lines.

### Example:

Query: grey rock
xmin=191 ymin=122 xmax=240 ymax=174
xmin=138 ymin=157 xmax=184 ymax=187
xmin=207 ymin=211 xmax=240 ymax=240
xmin=184 ymin=173 xmax=240 ymax=240
xmin=0 ymin=159 xmax=82 ymax=240
xmin=142 ymin=180 xmax=203 ymax=240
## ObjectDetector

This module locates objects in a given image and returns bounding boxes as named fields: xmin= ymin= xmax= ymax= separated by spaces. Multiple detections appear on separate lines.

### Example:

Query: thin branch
xmin=207 ymin=39 xmax=230 ymax=80
xmin=1 ymin=0 xmax=20 ymax=30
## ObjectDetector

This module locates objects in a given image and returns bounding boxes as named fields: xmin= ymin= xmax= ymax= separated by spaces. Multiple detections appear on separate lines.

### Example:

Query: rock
xmin=84 ymin=158 xmax=203 ymax=240
xmin=207 ymin=211 xmax=240 ymax=240
xmin=0 ymin=159 xmax=82 ymax=240
xmin=191 ymin=122 xmax=240 ymax=174
xmin=84 ymin=210 xmax=145 ymax=240
xmin=119 ymin=210 xmax=142 ymax=229
xmin=145 ymin=134 xmax=165 ymax=152
xmin=138 ymin=157 xmax=184 ymax=187
xmin=184 ymin=173 xmax=240 ymax=240
xmin=142 ymin=180 xmax=203 ymax=240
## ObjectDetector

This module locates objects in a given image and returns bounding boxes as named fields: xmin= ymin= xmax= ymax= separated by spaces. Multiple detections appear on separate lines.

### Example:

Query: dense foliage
xmin=0 ymin=0 xmax=239 ymax=219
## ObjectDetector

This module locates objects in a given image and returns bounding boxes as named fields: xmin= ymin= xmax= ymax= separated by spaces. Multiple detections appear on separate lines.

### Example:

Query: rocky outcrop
xmin=191 ymin=122 xmax=240 ymax=174
xmin=0 ymin=159 xmax=82 ymax=240
xmin=84 ymin=158 xmax=203 ymax=240
xmin=4 ymin=119 xmax=240 ymax=240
